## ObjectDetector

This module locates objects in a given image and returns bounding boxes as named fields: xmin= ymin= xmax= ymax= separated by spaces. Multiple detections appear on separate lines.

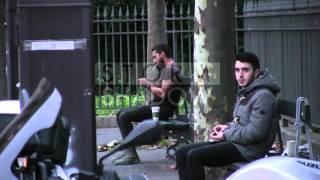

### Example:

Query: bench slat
xmin=278 ymin=99 xmax=296 ymax=118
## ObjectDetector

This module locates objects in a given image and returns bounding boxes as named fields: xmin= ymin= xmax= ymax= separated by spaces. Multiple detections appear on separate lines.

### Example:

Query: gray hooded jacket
xmin=223 ymin=69 xmax=281 ymax=161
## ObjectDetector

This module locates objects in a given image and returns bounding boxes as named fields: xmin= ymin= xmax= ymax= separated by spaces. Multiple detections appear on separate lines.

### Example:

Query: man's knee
xmin=176 ymin=145 xmax=190 ymax=160
xmin=118 ymin=109 xmax=134 ymax=124
xmin=115 ymin=112 xmax=120 ymax=122
xmin=116 ymin=108 xmax=125 ymax=120
xmin=186 ymin=148 xmax=201 ymax=162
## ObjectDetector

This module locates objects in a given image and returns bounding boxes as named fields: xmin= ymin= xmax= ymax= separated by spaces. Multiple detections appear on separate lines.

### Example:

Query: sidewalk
xmin=96 ymin=128 xmax=179 ymax=180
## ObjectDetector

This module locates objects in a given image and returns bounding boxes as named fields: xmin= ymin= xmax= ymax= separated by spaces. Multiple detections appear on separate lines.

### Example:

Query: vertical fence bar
xmin=126 ymin=6 xmax=132 ymax=107
xmin=95 ymin=6 xmax=102 ymax=112
xmin=164 ymin=4 xmax=169 ymax=45
xmin=142 ymin=5 xmax=146 ymax=66
xmin=172 ymin=4 xmax=177 ymax=60
xmin=103 ymin=6 xmax=108 ymax=99
xmin=134 ymin=5 xmax=139 ymax=105
xmin=119 ymin=7 xmax=124 ymax=107
xmin=141 ymin=5 xmax=147 ymax=98
xmin=179 ymin=3 xmax=185 ymax=71
xmin=187 ymin=3 xmax=193 ymax=75
xmin=111 ymin=6 xmax=117 ymax=110
xmin=94 ymin=2 xmax=194 ymax=114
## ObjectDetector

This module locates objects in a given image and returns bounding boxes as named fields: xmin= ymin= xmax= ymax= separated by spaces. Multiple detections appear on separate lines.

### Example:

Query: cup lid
xmin=151 ymin=106 xmax=160 ymax=110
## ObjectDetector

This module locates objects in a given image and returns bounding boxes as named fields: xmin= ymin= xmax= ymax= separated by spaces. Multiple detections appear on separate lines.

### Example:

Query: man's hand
xmin=209 ymin=124 xmax=229 ymax=142
xmin=138 ymin=78 xmax=150 ymax=87
xmin=210 ymin=131 xmax=224 ymax=142
xmin=138 ymin=77 xmax=172 ymax=99
xmin=212 ymin=124 xmax=229 ymax=134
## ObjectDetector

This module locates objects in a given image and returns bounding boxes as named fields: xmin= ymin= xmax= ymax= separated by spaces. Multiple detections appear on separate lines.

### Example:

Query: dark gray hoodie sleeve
xmin=223 ymin=90 xmax=276 ymax=144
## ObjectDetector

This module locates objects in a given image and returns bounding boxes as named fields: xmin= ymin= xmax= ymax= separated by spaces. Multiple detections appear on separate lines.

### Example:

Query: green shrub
xmin=95 ymin=90 xmax=189 ymax=116
xmin=96 ymin=91 xmax=146 ymax=116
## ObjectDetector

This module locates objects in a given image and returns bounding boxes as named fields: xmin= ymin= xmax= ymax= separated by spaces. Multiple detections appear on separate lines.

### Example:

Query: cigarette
xmin=152 ymin=64 xmax=157 ymax=71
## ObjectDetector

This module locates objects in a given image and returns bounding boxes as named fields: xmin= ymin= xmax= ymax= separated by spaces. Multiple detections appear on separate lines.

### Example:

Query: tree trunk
xmin=146 ymin=0 xmax=166 ymax=100
xmin=147 ymin=0 xmax=166 ymax=62
xmin=192 ymin=0 xmax=236 ymax=178
xmin=0 ymin=0 xmax=7 ymax=100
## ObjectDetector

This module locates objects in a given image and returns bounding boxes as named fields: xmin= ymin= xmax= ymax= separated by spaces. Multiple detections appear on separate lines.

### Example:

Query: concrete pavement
xmin=96 ymin=128 xmax=179 ymax=180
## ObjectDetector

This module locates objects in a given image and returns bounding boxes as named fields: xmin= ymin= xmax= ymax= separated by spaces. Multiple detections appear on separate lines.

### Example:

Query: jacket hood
xmin=237 ymin=69 xmax=281 ymax=96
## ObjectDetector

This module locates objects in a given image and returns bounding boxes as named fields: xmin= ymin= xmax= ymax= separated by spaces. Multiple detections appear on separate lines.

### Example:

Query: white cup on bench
xmin=151 ymin=106 xmax=160 ymax=121
xmin=287 ymin=140 xmax=296 ymax=157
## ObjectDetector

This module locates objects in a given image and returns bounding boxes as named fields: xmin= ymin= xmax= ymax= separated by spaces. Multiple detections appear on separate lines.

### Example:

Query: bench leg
xmin=162 ymin=128 xmax=193 ymax=160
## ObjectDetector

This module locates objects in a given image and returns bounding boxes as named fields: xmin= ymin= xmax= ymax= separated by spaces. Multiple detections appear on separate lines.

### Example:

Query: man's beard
xmin=243 ymin=76 xmax=255 ymax=87
xmin=156 ymin=58 xmax=165 ymax=69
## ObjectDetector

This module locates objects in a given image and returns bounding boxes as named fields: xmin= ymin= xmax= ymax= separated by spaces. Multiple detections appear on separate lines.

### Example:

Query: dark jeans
xmin=176 ymin=141 xmax=247 ymax=180
xmin=116 ymin=105 xmax=174 ymax=138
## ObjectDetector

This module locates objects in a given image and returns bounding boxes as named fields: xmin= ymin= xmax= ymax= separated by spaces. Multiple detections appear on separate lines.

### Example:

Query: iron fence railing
xmin=93 ymin=3 xmax=194 ymax=115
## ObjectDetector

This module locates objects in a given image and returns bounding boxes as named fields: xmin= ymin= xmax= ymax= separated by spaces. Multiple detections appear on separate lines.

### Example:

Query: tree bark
xmin=0 ymin=0 xmax=7 ymax=100
xmin=147 ymin=0 xmax=166 ymax=62
xmin=192 ymin=1 xmax=235 ymax=178
xmin=146 ymin=0 xmax=166 ymax=100
xmin=192 ymin=1 xmax=236 ymax=178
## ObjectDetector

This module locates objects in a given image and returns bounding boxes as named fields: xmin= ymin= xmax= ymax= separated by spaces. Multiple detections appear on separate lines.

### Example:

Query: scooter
xmin=0 ymin=78 xmax=62 ymax=180
xmin=227 ymin=156 xmax=320 ymax=180
xmin=0 ymin=78 xmax=161 ymax=180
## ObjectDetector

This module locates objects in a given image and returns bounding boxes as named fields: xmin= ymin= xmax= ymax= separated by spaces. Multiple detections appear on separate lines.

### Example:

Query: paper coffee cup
xmin=287 ymin=140 xmax=296 ymax=157
xmin=151 ymin=106 xmax=160 ymax=121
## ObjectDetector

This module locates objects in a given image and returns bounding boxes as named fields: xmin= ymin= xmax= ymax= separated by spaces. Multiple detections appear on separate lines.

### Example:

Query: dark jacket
xmin=223 ymin=69 xmax=281 ymax=161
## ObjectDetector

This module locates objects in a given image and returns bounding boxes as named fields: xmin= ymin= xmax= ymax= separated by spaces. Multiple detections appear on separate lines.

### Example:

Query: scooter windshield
xmin=0 ymin=79 xmax=54 ymax=152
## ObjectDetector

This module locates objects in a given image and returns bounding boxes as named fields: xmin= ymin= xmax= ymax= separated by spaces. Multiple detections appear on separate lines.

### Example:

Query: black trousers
xmin=116 ymin=105 xmax=173 ymax=138
xmin=176 ymin=141 xmax=247 ymax=180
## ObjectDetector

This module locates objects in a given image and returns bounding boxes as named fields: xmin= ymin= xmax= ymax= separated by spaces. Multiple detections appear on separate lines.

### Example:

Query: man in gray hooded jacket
xmin=176 ymin=52 xmax=281 ymax=180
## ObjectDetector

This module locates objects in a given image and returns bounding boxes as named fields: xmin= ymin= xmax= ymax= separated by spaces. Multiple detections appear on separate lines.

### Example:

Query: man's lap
xmin=180 ymin=141 xmax=246 ymax=167
xmin=118 ymin=105 xmax=152 ymax=122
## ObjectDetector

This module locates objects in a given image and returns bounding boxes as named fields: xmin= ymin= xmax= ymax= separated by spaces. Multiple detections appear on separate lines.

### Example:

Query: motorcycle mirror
xmin=120 ymin=119 xmax=161 ymax=147
xmin=98 ymin=119 xmax=161 ymax=173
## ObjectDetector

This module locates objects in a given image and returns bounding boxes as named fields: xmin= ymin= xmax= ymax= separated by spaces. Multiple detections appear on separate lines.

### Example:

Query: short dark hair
xmin=151 ymin=44 xmax=172 ymax=58
xmin=235 ymin=52 xmax=260 ymax=70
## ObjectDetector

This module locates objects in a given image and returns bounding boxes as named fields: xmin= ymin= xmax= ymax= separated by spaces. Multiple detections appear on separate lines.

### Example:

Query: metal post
xmin=5 ymin=0 xmax=18 ymax=99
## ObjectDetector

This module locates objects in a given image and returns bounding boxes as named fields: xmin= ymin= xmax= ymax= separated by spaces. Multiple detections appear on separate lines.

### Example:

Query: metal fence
xmin=238 ymin=0 xmax=320 ymax=126
xmin=94 ymin=0 xmax=320 ymax=127
xmin=93 ymin=3 xmax=194 ymax=115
